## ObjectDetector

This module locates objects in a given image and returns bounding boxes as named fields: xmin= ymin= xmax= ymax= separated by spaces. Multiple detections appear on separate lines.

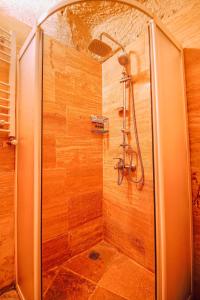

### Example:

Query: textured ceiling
xmin=0 ymin=0 xmax=194 ymax=60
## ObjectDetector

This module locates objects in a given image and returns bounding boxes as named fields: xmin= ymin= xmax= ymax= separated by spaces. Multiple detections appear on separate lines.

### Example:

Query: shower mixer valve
xmin=114 ymin=157 xmax=136 ymax=171
xmin=114 ymin=155 xmax=136 ymax=186
xmin=114 ymin=158 xmax=124 ymax=170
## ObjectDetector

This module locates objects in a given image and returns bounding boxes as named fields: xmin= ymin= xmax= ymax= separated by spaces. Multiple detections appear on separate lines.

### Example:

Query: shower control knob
xmin=114 ymin=158 xmax=124 ymax=170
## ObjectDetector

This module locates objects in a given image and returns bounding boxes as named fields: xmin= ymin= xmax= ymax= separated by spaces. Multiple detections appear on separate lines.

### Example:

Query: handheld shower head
xmin=118 ymin=51 xmax=129 ymax=66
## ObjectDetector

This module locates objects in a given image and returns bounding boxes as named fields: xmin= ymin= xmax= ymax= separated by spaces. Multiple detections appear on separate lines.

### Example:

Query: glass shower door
xmin=16 ymin=29 xmax=43 ymax=300
xmin=149 ymin=20 xmax=193 ymax=300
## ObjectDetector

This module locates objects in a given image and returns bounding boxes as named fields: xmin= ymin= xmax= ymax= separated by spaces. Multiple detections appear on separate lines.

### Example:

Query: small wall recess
xmin=91 ymin=115 xmax=109 ymax=134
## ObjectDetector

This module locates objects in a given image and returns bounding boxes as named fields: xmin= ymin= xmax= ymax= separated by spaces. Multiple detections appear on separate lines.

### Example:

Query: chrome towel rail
xmin=0 ymin=97 xmax=10 ymax=102
xmin=0 ymin=36 xmax=11 ymax=43
xmin=0 ymin=81 xmax=10 ymax=87
xmin=0 ymin=28 xmax=16 ymax=139
xmin=0 ymin=57 xmax=10 ymax=64
xmin=0 ymin=113 xmax=10 ymax=117
xmin=0 ymin=42 xmax=11 ymax=50
xmin=0 ymin=26 xmax=10 ymax=35
xmin=0 ymin=89 xmax=10 ymax=94
xmin=0 ymin=128 xmax=10 ymax=133
xmin=0 ymin=50 xmax=11 ymax=57
xmin=0 ymin=104 xmax=10 ymax=110
xmin=0 ymin=120 xmax=10 ymax=125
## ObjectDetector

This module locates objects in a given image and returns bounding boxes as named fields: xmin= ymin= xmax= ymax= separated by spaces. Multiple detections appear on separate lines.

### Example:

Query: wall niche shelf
xmin=91 ymin=115 xmax=109 ymax=134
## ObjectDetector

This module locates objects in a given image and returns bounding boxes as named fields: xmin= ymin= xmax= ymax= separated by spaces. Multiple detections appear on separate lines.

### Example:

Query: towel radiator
xmin=0 ymin=26 xmax=16 ymax=143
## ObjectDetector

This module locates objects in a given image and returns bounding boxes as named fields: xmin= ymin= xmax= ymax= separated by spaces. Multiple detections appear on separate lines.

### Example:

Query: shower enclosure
xmin=16 ymin=1 xmax=192 ymax=300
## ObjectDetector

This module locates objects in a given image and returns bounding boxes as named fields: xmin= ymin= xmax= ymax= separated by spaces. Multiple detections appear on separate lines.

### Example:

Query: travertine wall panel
xmin=42 ymin=36 xmax=103 ymax=270
xmin=184 ymin=49 xmax=200 ymax=300
xmin=102 ymin=30 xmax=155 ymax=278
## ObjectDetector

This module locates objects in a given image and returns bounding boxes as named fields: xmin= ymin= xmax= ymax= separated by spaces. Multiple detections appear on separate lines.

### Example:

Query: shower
xmin=89 ymin=33 xmax=144 ymax=187
xmin=13 ymin=1 xmax=193 ymax=299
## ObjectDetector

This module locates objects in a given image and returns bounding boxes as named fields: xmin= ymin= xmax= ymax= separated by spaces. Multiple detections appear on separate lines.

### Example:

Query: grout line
xmin=88 ymin=284 xmax=128 ymax=300
xmin=42 ymin=267 xmax=60 ymax=298
xmin=61 ymin=266 xmax=129 ymax=300
xmin=62 ymin=266 xmax=97 ymax=285
xmin=60 ymin=244 xmax=127 ymax=298
xmin=43 ymin=263 xmax=128 ymax=300
xmin=62 ymin=266 xmax=129 ymax=300
xmin=88 ymin=285 xmax=99 ymax=300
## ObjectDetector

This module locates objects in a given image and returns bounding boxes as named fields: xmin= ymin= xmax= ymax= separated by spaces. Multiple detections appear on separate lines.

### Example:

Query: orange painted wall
xmin=102 ymin=31 xmax=155 ymax=274
xmin=42 ymin=36 xmax=103 ymax=271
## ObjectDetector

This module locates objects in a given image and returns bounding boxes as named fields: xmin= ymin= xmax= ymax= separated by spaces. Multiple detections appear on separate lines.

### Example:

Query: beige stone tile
xmin=44 ymin=268 xmax=96 ymax=300
xmin=90 ymin=287 xmax=126 ymax=300
xmin=63 ymin=241 xmax=117 ymax=283
xmin=98 ymin=254 xmax=155 ymax=300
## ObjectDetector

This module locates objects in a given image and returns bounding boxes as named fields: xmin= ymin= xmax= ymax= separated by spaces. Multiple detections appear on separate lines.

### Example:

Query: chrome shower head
xmin=88 ymin=33 xmax=129 ymax=66
xmin=118 ymin=51 xmax=129 ymax=66
xmin=88 ymin=39 xmax=112 ymax=57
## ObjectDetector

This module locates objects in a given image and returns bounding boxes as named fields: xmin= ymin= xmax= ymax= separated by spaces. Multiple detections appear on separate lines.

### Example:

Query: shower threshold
xmin=43 ymin=241 xmax=154 ymax=300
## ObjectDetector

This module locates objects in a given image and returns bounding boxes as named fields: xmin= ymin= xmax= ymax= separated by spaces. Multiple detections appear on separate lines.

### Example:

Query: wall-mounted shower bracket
xmin=120 ymin=75 xmax=132 ymax=84
xmin=120 ymin=143 xmax=129 ymax=147
xmin=121 ymin=128 xmax=130 ymax=134
xmin=117 ymin=107 xmax=129 ymax=114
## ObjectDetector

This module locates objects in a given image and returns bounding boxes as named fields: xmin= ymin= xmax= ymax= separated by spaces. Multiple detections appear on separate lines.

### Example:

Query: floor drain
xmin=88 ymin=251 xmax=100 ymax=260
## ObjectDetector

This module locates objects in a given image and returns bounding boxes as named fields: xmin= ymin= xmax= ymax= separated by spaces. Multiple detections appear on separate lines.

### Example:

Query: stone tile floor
xmin=43 ymin=241 xmax=155 ymax=300
xmin=0 ymin=242 xmax=154 ymax=299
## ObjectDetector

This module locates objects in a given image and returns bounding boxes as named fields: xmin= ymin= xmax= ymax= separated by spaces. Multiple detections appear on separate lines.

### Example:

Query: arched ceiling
xmin=0 ymin=0 xmax=196 ymax=60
